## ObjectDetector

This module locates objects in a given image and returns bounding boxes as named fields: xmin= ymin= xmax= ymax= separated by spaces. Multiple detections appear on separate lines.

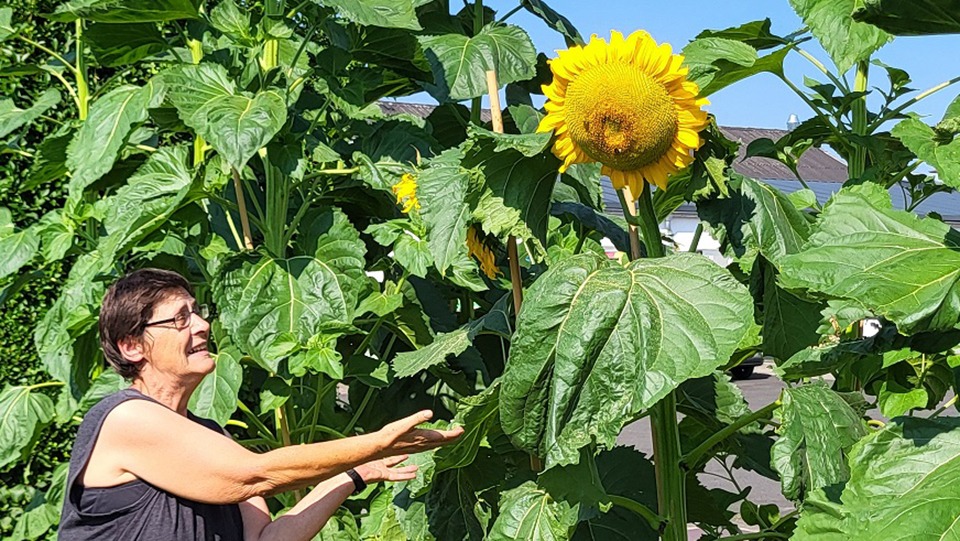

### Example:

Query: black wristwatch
xmin=345 ymin=468 xmax=367 ymax=495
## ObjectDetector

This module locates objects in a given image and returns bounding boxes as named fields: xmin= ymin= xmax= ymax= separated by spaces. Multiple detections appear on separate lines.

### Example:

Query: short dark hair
xmin=99 ymin=268 xmax=193 ymax=379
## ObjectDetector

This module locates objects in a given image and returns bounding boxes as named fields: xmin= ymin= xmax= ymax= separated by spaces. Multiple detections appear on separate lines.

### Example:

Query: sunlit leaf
xmin=488 ymin=481 xmax=577 ymax=541
xmin=320 ymin=0 xmax=422 ymax=30
xmin=66 ymin=82 xmax=164 ymax=199
xmin=0 ymin=88 xmax=59 ymax=139
xmin=419 ymin=24 xmax=537 ymax=101
xmin=892 ymin=115 xmax=960 ymax=190
xmin=780 ymin=183 xmax=960 ymax=334
xmin=165 ymin=63 xmax=286 ymax=170
xmin=501 ymin=252 xmax=753 ymax=467
xmin=48 ymin=0 xmax=200 ymax=22
xmin=772 ymin=383 xmax=866 ymax=501
xmin=0 ymin=385 xmax=55 ymax=470
xmin=794 ymin=416 xmax=960 ymax=539
xmin=789 ymin=0 xmax=892 ymax=73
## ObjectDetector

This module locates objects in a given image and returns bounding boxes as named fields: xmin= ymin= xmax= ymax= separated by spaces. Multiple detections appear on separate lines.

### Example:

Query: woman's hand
xmin=353 ymin=455 xmax=418 ymax=483
xmin=375 ymin=410 xmax=464 ymax=457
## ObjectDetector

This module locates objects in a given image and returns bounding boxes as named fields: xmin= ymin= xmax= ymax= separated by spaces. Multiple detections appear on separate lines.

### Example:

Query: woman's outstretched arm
xmin=95 ymin=399 xmax=462 ymax=504
xmin=239 ymin=456 xmax=417 ymax=541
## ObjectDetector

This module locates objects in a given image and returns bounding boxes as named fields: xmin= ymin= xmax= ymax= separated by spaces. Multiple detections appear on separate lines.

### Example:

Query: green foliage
xmin=2 ymin=0 xmax=960 ymax=539
xmin=853 ymin=0 xmax=960 ymax=36
xmin=771 ymin=384 xmax=867 ymax=501
xmin=780 ymin=184 xmax=960 ymax=335
xmin=789 ymin=0 xmax=892 ymax=72
xmin=794 ymin=417 xmax=960 ymax=539
xmin=501 ymin=252 xmax=753 ymax=468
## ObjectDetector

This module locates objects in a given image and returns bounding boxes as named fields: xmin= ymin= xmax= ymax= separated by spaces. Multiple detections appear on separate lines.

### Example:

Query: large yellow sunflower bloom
xmin=538 ymin=30 xmax=710 ymax=196
xmin=392 ymin=173 xmax=420 ymax=213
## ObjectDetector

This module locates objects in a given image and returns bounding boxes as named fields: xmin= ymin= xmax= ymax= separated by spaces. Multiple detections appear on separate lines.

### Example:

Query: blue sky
xmin=498 ymin=0 xmax=960 ymax=131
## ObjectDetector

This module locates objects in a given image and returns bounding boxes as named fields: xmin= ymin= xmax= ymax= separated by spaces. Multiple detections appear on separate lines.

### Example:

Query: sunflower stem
xmin=624 ymin=184 xmax=686 ymax=541
xmin=849 ymin=60 xmax=870 ymax=181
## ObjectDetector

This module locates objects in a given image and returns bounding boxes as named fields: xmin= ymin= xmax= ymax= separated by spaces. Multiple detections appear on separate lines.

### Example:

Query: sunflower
xmin=538 ymin=30 xmax=710 ymax=196
xmin=392 ymin=173 xmax=419 ymax=213
xmin=466 ymin=226 xmax=500 ymax=279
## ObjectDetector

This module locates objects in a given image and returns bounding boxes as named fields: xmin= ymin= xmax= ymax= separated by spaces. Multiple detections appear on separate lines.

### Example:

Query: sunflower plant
xmin=2 ymin=0 xmax=960 ymax=540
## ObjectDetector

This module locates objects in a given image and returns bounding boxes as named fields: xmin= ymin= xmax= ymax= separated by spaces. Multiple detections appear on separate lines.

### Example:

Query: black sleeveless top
xmin=58 ymin=388 xmax=244 ymax=540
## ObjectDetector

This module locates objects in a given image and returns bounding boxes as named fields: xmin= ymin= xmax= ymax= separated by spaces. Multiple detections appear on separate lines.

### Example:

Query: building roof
xmin=378 ymin=100 xmax=492 ymax=122
xmin=721 ymin=127 xmax=849 ymax=183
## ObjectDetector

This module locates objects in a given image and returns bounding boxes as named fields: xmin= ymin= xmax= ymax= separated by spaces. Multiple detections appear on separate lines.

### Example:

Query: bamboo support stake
xmin=485 ymin=70 xmax=524 ymax=316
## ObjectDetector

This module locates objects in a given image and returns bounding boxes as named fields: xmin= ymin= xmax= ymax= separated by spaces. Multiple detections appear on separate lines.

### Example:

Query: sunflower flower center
xmin=565 ymin=63 xmax=679 ymax=171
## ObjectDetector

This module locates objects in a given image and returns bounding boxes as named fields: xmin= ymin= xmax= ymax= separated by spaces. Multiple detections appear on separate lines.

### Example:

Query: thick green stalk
xmin=259 ymin=1 xmax=290 ymax=257
xmin=75 ymin=20 xmax=89 ymax=121
xmin=188 ymin=38 xmax=206 ymax=166
xmin=626 ymin=184 xmax=687 ymax=541
xmin=849 ymin=60 xmax=870 ymax=181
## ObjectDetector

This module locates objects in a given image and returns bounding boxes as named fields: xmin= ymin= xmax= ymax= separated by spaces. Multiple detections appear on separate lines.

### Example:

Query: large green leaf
xmin=423 ymin=452 xmax=501 ymax=541
xmin=761 ymin=261 xmax=824 ymax=362
xmin=698 ymin=175 xmax=813 ymax=271
xmin=76 ymin=371 xmax=127 ymax=416
xmin=66 ymin=82 xmax=164 ymax=200
xmin=85 ymin=22 xmax=168 ymax=67
xmin=771 ymin=384 xmax=866 ymax=501
xmin=501 ymin=252 xmax=754 ymax=467
xmin=853 ymin=0 xmax=960 ymax=36
xmin=165 ymin=63 xmax=287 ymax=170
xmin=419 ymin=24 xmax=537 ymax=101
xmin=48 ymin=0 xmax=200 ymax=22
xmin=320 ymin=0 xmax=422 ymax=30
xmin=488 ymin=481 xmax=577 ymax=541
xmin=433 ymin=383 xmax=501 ymax=473
xmin=0 ymin=225 xmax=39 ymax=281
xmin=0 ymin=385 xmax=55 ymax=470
xmin=34 ymin=255 xmax=106 ymax=401
xmin=892 ymin=115 xmax=960 ymax=190
xmin=213 ymin=208 xmax=365 ymax=372
xmin=0 ymin=8 xmax=13 ymax=42
xmin=96 ymin=145 xmax=196 ymax=261
xmin=789 ymin=0 xmax=892 ymax=73
xmin=417 ymin=150 xmax=471 ymax=275
xmin=394 ymin=295 xmax=510 ymax=378
xmin=795 ymin=416 xmax=960 ymax=539
xmin=682 ymin=35 xmax=790 ymax=98
xmin=464 ymin=127 xmax=558 ymax=245
xmin=519 ymin=0 xmax=583 ymax=46
xmin=188 ymin=346 xmax=242 ymax=426
xmin=0 ymin=88 xmax=59 ymax=139
xmin=780 ymin=183 xmax=960 ymax=334
xmin=571 ymin=447 xmax=659 ymax=541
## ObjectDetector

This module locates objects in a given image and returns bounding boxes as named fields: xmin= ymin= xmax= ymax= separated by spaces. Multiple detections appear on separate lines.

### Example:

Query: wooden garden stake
xmin=484 ymin=70 xmax=524 ymax=317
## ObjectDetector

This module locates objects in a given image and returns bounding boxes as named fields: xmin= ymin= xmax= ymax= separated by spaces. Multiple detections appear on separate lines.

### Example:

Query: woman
xmin=59 ymin=268 xmax=463 ymax=540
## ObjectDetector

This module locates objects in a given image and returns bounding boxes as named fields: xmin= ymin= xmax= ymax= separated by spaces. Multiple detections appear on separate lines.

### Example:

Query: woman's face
xmin=140 ymin=291 xmax=214 ymax=380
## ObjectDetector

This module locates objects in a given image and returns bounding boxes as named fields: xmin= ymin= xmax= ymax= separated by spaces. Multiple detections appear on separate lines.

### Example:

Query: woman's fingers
xmin=383 ymin=454 xmax=409 ymax=467
xmin=387 ymin=410 xmax=433 ymax=434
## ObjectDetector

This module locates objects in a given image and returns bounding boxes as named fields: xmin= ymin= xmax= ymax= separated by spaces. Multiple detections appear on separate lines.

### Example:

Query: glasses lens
xmin=198 ymin=305 xmax=210 ymax=319
xmin=175 ymin=312 xmax=190 ymax=329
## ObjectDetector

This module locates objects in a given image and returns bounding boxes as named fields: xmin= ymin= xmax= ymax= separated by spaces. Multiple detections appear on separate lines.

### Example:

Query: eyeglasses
xmin=144 ymin=305 xmax=213 ymax=330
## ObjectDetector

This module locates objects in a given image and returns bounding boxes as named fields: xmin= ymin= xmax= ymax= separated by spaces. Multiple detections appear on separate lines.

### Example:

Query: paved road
xmin=617 ymin=362 xmax=789 ymax=538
